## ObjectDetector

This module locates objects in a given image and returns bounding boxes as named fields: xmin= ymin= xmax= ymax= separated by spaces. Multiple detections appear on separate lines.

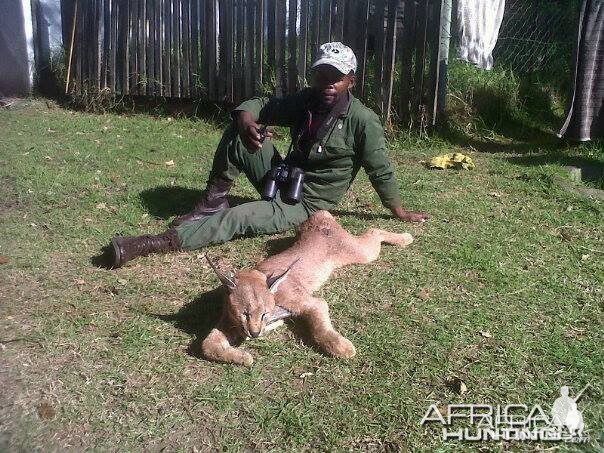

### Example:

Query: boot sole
xmin=111 ymin=238 xmax=123 ymax=268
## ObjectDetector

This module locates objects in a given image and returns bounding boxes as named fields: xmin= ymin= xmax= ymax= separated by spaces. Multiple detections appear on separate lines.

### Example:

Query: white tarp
xmin=457 ymin=0 xmax=506 ymax=70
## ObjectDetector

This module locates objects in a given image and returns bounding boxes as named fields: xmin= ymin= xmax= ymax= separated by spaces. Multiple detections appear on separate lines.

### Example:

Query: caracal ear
xmin=205 ymin=254 xmax=237 ymax=290
xmin=267 ymin=258 xmax=299 ymax=293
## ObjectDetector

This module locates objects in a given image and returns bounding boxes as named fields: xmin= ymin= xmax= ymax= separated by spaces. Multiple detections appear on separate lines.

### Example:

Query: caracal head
xmin=206 ymin=255 xmax=297 ymax=338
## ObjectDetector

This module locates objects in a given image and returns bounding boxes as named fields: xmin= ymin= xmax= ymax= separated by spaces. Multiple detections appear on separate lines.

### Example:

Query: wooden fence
xmin=67 ymin=0 xmax=444 ymax=127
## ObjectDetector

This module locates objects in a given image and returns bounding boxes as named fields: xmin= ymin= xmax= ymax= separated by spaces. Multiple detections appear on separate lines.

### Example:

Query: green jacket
xmin=234 ymin=88 xmax=402 ymax=212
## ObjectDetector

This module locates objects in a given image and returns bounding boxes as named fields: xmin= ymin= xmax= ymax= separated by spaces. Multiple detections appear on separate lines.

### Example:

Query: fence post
xmin=287 ymin=0 xmax=298 ymax=93
xmin=435 ymin=0 xmax=451 ymax=122
xmin=383 ymin=0 xmax=399 ymax=126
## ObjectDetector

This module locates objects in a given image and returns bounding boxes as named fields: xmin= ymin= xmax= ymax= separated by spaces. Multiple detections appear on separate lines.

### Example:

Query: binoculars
xmin=262 ymin=164 xmax=305 ymax=204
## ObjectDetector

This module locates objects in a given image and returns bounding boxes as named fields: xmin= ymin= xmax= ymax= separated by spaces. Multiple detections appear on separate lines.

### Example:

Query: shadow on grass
xmin=91 ymin=244 xmax=115 ymax=270
xmin=154 ymin=287 xmax=226 ymax=358
xmin=436 ymin=117 xmax=565 ymax=154
xmin=507 ymin=153 xmax=604 ymax=170
xmin=152 ymin=285 xmax=329 ymax=360
xmin=139 ymin=185 xmax=256 ymax=219
xmin=263 ymin=236 xmax=297 ymax=256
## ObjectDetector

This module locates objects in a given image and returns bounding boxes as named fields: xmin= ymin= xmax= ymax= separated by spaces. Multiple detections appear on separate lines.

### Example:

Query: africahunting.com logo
xmin=420 ymin=385 xmax=590 ymax=442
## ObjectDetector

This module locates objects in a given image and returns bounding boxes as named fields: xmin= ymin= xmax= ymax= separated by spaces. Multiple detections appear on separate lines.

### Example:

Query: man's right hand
xmin=236 ymin=111 xmax=273 ymax=152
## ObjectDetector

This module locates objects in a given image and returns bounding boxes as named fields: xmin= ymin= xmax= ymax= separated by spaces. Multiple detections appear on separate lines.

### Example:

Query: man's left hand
xmin=391 ymin=206 xmax=429 ymax=223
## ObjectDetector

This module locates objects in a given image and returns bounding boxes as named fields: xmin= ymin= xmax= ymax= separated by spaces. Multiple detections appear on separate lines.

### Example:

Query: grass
xmin=0 ymin=97 xmax=602 ymax=451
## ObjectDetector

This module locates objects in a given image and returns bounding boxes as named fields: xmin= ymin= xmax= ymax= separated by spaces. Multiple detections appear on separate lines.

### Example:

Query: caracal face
xmin=225 ymin=270 xmax=277 ymax=338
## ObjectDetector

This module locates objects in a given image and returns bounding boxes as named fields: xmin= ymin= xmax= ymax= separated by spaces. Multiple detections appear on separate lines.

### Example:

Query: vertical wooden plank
xmin=235 ymin=0 xmax=245 ymax=102
xmin=275 ymin=0 xmax=286 ymax=96
xmin=287 ymin=0 xmax=297 ymax=93
xmin=399 ymin=0 xmax=417 ymax=124
xmin=145 ymin=0 xmax=154 ymax=96
xmin=163 ymin=0 xmax=172 ymax=97
xmin=297 ymin=0 xmax=309 ymax=88
xmin=244 ymin=0 xmax=254 ymax=99
xmin=310 ymin=0 xmax=321 ymax=58
xmin=342 ymin=0 xmax=355 ymax=46
xmin=74 ymin=0 xmax=82 ymax=94
xmin=190 ymin=0 xmax=199 ymax=96
xmin=323 ymin=0 xmax=332 ymax=43
xmin=119 ymin=0 xmax=130 ymax=95
xmin=228 ymin=0 xmax=235 ymax=102
xmin=96 ymin=0 xmax=103 ymax=92
xmin=354 ymin=0 xmax=370 ymax=99
xmin=201 ymin=0 xmax=209 ymax=97
xmin=138 ymin=0 xmax=146 ymax=95
xmin=219 ymin=0 xmax=234 ymax=102
xmin=412 ymin=0 xmax=429 ymax=119
xmin=382 ymin=0 xmax=398 ymax=125
xmin=77 ymin=1 xmax=90 ymax=94
xmin=206 ymin=0 xmax=217 ymax=100
xmin=128 ymin=0 xmax=137 ymax=95
xmin=182 ymin=0 xmax=190 ymax=97
xmin=218 ymin=0 xmax=225 ymax=101
xmin=373 ymin=0 xmax=386 ymax=115
xmin=331 ymin=0 xmax=344 ymax=41
xmin=88 ymin=0 xmax=97 ymax=92
xmin=87 ymin=0 xmax=94 ymax=91
xmin=110 ymin=0 xmax=118 ymax=93
xmin=428 ymin=0 xmax=444 ymax=125
xmin=153 ymin=0 xmax=164 ymax=96
xmin=102 ymin=0 xmax=110 ymax=89
xmin=267 ymin=0 xmax=276 ymax=71
xmin=316 ymin=0 xmax=326 ymax=45
xmin=172 ymin=0 xmax=181 ymax=97
xmin=254 ymin=0 xmax=264 ymax=94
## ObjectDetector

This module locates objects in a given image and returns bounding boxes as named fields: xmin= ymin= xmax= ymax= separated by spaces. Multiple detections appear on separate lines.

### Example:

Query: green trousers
xmin=175 ymin=124 xmax=313 ymax=250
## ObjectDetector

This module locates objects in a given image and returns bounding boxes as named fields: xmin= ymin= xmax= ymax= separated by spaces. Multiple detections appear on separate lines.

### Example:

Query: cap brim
xmin=310 ymin=58 xmax=348 ymax=74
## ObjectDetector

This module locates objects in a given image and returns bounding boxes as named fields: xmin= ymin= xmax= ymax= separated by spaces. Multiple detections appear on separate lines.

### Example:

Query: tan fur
xmin=202 ymin=210 xmax=413 ymax=366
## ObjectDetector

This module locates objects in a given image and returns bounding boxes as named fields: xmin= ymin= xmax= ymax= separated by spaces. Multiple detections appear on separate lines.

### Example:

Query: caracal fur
xmin=202 ymin=210 xmax=413 ymax=366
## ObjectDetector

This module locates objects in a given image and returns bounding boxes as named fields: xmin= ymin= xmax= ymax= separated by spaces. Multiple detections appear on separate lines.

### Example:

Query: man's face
xmin=310 ymin=65 xmax=355 ymax=108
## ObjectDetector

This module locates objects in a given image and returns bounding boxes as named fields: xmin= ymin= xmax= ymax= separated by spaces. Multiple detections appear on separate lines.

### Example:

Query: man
xmin=110 ymin=42 xmax=428 ymax=268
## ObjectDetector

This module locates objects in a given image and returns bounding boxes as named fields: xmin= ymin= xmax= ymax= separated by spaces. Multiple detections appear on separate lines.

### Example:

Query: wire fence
xmin=446 ymin=0 xmax=582 ymax=77
xmin=493 ymin=0 xmax=581 ymax=75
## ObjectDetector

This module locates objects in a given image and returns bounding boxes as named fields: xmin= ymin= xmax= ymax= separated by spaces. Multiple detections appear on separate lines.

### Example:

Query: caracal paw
xmin=237 ymin=350 xmax=254 ymax=367
xmin=393 ymin=233 xmax=413 ymax=247
xmin=319 ymin=331 xmax=356 ymax=359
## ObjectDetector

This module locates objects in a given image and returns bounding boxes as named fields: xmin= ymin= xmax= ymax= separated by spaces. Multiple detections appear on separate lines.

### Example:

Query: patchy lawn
xmin=0 ymin=100 xmax=602 ymax=451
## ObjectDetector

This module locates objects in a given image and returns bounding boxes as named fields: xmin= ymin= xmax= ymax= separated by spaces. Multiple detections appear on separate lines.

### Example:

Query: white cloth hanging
xmin=457 ymin=0 xmax=506 ymax=70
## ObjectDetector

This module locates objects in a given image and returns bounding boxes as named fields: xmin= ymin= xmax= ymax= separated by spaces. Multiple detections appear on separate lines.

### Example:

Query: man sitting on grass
xmin=110 ymin=42 xmax=428 ymax=268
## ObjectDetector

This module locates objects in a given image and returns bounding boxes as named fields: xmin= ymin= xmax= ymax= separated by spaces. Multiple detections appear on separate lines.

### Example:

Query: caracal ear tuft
xmin=267 ymin=258 xmax=299 ymax=293
xmin=205 ymin=254 xmax=237 ymax=290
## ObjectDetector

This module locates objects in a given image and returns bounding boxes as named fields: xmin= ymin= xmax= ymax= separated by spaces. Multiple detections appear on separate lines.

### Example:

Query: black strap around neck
xmin=313 ymin=92 xmax=351 ymax=144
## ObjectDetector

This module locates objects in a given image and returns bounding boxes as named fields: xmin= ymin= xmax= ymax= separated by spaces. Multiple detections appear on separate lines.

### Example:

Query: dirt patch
xmin=0 ymin=175 xmax=26 ymax=215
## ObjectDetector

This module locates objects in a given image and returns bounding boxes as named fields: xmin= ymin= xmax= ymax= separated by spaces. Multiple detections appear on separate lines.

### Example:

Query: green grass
xmin=0 ymin=99 xmax=602 ymax=451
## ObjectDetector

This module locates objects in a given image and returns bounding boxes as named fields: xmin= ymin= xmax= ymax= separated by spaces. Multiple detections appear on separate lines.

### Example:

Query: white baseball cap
xmin=311 ymin=42 xmax=357 ymax=75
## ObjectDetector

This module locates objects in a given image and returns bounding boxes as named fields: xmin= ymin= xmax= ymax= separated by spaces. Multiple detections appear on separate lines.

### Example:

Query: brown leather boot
xmin=111 ymin=228 xmax=181 ymax=268
xmin=170 ymin=177 xmax=233 ymax=227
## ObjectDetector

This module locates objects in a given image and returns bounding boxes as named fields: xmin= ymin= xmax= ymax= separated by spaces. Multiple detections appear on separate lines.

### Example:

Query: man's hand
xmin=236 ymin=111 xmax=273 ymax=152
xmin=391 ymin=206 xmax=429 ymax=223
